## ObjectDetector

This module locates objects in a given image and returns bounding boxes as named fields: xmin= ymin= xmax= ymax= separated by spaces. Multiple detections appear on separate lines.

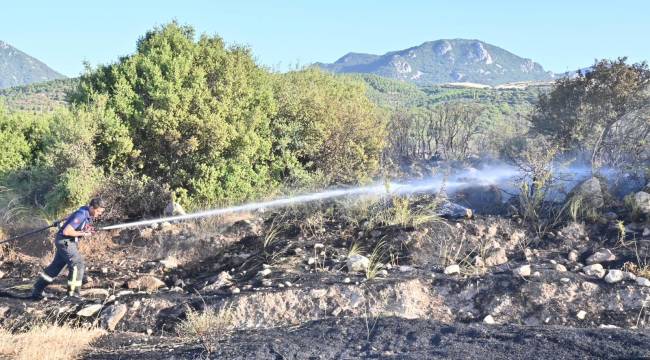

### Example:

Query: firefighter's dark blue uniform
xmin=32 ymin=206 xmax=92 ymax=298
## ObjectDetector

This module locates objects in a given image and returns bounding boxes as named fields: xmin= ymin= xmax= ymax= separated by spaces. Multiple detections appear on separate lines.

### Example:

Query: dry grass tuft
xmin=177 ymin=304 xmax=234 ymax=354
xmin=0 ymin=324 xmax=104 ymax=360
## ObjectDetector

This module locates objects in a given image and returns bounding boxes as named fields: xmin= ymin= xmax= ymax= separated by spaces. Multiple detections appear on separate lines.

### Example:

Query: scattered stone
xmin=0 ymin=306 xmax=9 ymax=318
xmin=586 ymin=249 xmax=616 ymax=264
xmin=514 ymin=265 xmax=531 ymax=277
xmin=555 ymin=264 xmax=567 ymax=272
xmin=523 ymin=248 xmax=534 ymax=262
xmin=398 ymin=265 xmax=414 ymax=272
xmin=444 ymin=264 xmax=460 ymax=275
xmin=568 ymin=250 xmax=579 ymax=262
xmin=116 ymin=290 xmax=134 ymax=297
xmin=483 ymin=315 xmax=496 ymax=325
xmin=159 ymin=255 xmax=179 ymax=270
xmin=127 ymin=276 xmax=166 ymax=293
xmin=582 ymin=264 xmax=606 ymax=279
xmin=599 ymin=324 xmax=619 ymax=329
xmin=77 ymin=304 xmax=103 ymax=317
xmin=101 ymin=267 xmax=108 ymax=274
xmin=160 ymin=221 xmax=172 ymax=229
xmin=146 ymin=329 xmax=153 ymax=336
xmin=560 ymin=278 xmax=571 ymax=283
xmin=484 ymin=248 xmax=508 ymax=267
xmin=100 ymin=304 xmax=127 ymax=331
xmin=604 ymin=270 xmax=624 ymax=284
xmin=261 ymin=279 xmax=272 ymax=287
xmin=636 ymin=277 xmax=650 ymax=287
xmin=80 ymin=288 xmax=110 ymax=299
xmin=576 ymin=310 xmax=587 ymax=320
xmin=307 ymin=257 xmax=316 ymax=265
xmin=284 ymin=281 xmax=292 ymax=287
xmin=644 ymin=228 xmax=650 ymax=237
xmin=378 ymin=269 xmax=389 ymax=277
xmin=624 ymin=271 xmax=637 ymax=281
xmin=229 ymin=287 xmax=241 ymax=294
xmin=309 ymin=289 xmax=327 ymax=298
xmin=257 ymin=268 xmax=272 ymax=277
xmin=242 ymin=284 xmax=253 ymax=291
xmin=331 ymin=307 xmax=343 ymax=316
xmin=581 ymin=281 xmax=600 ymax=293
xmin=343 ymin=277 xmax=351 ymax=284
xmin=314 ymin=243 xmax=325 ymax=249
xmin=347 ymin=254 xmax=370 ymax=273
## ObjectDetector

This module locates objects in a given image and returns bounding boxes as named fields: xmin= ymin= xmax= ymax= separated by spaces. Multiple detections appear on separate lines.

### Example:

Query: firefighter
xmin=31 ymin=197 xmax=106 ymax=300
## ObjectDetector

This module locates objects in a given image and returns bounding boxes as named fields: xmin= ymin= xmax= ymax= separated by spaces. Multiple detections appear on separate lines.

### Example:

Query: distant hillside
xmin=0 ymin=40 xmax=66 ymax=89
xmin=317 ymin=39 xmax=555 ymax=86
xmin=353 ymin=73 xmax=548 ymax=109
xmin=0 ymin=78 xmax=77 ymax=112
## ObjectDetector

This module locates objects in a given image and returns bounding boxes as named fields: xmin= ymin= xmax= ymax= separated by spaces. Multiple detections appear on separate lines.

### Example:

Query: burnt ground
xmin=1 ymin=195 xmax=650 ymax=360
xmin=86 ymin=317 xmax=650 ymax=360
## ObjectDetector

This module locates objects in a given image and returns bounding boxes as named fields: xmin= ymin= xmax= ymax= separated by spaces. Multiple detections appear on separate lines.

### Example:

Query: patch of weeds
xmin=177 ymin=303 xmax=234 ymax=355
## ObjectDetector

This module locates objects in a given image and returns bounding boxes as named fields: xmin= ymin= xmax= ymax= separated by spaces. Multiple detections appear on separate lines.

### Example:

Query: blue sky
xmin=2 ymin=0 xmax=649 ymax=77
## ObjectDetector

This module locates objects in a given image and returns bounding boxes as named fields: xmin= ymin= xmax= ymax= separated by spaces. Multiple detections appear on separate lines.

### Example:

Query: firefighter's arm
xmin=62 ymin=224 xmax=91 ymax=237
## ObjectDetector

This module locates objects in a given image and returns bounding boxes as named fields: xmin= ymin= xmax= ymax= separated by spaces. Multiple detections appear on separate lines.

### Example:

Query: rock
xmin=633 ymin=192 xmax=650 ymax=214
xmin=523 ymin=248 xmax=534 ymax=262
xmin=257 ymin=268 xmax=272 ymax=277
xmin=204 ymin=272 xmax=233 ymax=291
xmin=599 ymin=324 xmax=619 ymax=329
xmin=307 ymin=257 xmax=316 ymax=265
xmin=583 ymin=264 xmax=606 ymax=279
xmin=314 ymin=243 xmax=325 ymax=249
xmin=484 ymin=248 xmax=508 ymax=267
xmin=229 ymin=287 xmax=241 ymax=294
xmin=347 ymin=254 xmax=370 ymax=273
xmin=571 ymin=177 xmax=604 ymax=210
xmin=555 ymin=264 xmax=567 ymax=272
xmin=0 ymin=270 xmax=4 ymax=279
xmin=127 ymin=276 xmax=166 ymax=293
xmin=514 ymin=265 xmax=531 ymax=277
xmin=159 ymin=255 xmax=179 ymax=270
xmin=624 ymin=271 xmax=637 ymax=281
xmin=398 ymin=265 xmax=414 ymax=272
xmin=261 ymin=279 xmax=272 ymax=287
xmin=343 ymin=277 xmax=351 ymax=284
xmin=636 ymin=277 xmax=650 ymax=287
xmin=80 ymin=288 xmax=110 ymax=299
xmin=576 ymin=310 xmax=587 ymax=320
xmin=560 ymin=278 xmax=571 ymax=283
xmin=483 ymin=315 xmax=496 ymax=325
xmin=309 ymin=289 xmax=327 ymax=298
xmin=437 ymin=201 xmax=473 ymax=219
xmin=644 ymin=228 xmax=650 ymax=237
xmin=100 ymin=304 xmax=127 ymax=331
xmin=568 ymin=250 xmax=579 ymax=262
xmin=77 ymin=304 xmax=103 ymax=317
xmin=0 ymin=306 xmax=9 ymax=318
xmin=604 ymin=270 xmax=624 ymax=284
xmin=586 ymin=249 xmax=616 ymax=264
xmin=378 ymin=269 xmax=389 ymax=277
xmin=163 ymin=201 xmax=186 ymax=216
xmin=444 ymin=264 xmax=460 ymax=275
xmin=116 ymin=290 xmax=134 ymax=297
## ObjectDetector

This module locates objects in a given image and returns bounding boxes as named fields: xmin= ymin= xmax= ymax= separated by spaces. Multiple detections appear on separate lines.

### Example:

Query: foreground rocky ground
xmin=1 ymin=184 xmax=650 ymax=359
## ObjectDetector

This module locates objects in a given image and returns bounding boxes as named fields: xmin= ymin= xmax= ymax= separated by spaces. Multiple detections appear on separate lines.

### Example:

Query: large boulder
xmin=101 ymin=304 xmax=127 ymax=331
xmin=632 ymin=191 xmax=650 ymax=215
xmin=570 ymin=177 xmax=605 ymax=210
xmin=163 ymin=201 xmax=186 ymax=217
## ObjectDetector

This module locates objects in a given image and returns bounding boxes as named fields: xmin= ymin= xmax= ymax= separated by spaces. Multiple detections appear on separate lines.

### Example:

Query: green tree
xmin=272 ymin=69 xmax=386 ymax=185
xmin=532 ymin=58 xmax=650 ymax=168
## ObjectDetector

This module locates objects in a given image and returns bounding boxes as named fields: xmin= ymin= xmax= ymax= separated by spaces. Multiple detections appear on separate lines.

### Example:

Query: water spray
xmin=99 ymin=164 xmax=523 ymax=231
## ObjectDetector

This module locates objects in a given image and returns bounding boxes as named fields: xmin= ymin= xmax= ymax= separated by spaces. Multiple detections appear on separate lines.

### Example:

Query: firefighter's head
xmin=89 ymin=197 xmax=106 ymax=218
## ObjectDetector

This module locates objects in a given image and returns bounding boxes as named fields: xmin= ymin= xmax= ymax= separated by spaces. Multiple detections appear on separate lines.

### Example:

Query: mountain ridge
xmin=0 ymin=40 xmax=66 ymax=89
xmin=315 ymin=39 xmax=555 ymax=86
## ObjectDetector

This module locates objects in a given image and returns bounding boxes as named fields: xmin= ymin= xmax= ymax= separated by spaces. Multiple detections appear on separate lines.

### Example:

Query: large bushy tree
xmin=532 ymin=58 xmax=650 ymax=168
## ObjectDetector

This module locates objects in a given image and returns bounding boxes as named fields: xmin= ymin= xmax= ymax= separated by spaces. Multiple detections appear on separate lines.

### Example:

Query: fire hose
xmin=0 ymin=220 xmax=62 ymax=245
